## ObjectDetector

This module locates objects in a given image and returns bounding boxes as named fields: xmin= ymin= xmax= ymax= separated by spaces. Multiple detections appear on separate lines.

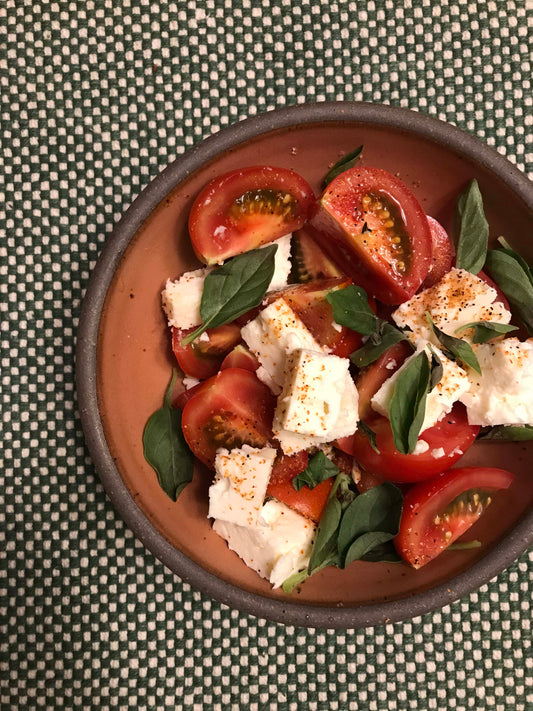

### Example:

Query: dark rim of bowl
xmin=76 ymin=101 xmax=533 ymax=629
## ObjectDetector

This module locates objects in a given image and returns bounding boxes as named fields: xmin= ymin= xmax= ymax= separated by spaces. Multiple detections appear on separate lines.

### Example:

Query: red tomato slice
xmin=181 ymin=368 xmax=276 ymax=468
xmin=395 ymin=466 xmax=514 ymax=568
xmin=420 ymin=216 xmax=454 ymax=289
xmin=291 ymin=227 xmax=346 ymax=282
xmin=220 ymin=344 xmax=260 ymax=372
xmin=266 ymin=451 xmax=333 ymax=523
xmin=310 ymin=167 xmax=432 ymax=304
xmin=172 ymin=324 xmax=241 ymax=379
xmin=189 ymin=166 xmax=316 ymax=265
xmin=340 ymin=405 xmax=480 ymax=483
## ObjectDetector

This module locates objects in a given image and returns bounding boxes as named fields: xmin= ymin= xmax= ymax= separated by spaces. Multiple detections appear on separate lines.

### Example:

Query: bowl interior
xmin=96 ymin=117 xmax=533 ymax=611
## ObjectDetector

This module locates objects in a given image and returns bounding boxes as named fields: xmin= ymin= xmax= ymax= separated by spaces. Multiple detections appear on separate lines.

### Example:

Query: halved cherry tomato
xmin=310 ymin=167 xmax=432 ymax=304
xmin=189 ymin=166 xmax=316 ymax=265
xmin=172 ymin=324 xmax=241 ymax=379
xmin=174 ymin=380 xmax=208 ymax=410
xmin=220 ymin=344 xmax=260 ymax=372
xmin=339 ymin=404 xmax=480 ymax=483
xmin=266 ymin=451 xmax=333 ymax=523
xmin=181 ymin=368 xmax=276 ymax=468
xmin=395 ymin=466 xmax=514 ymax=568
xmin=420 ymin=216 xmax=454 ymax=289
xmin=291 ymin=227 xmax=346 ymax=282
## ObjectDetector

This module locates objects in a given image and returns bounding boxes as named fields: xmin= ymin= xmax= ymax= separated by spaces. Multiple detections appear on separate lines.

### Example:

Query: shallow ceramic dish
xmin=77 ymin=102 xmax=533 ymax=628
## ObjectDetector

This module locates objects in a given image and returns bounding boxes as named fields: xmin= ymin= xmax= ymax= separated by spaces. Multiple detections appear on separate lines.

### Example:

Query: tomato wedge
xmin=220 ymin=344 xmax=259 ymax=372
xmin=189 ymin=166 xmax=316 ymax=265
xmin=291 ymin=227 xmax=346 ymax=282
xmin=339 ymin=405 xmax=480 ymax=483
xmin=395 ymin=466 xmax=514 ymax=568
xmin=310 ymin=166 xmax=432 ymax=304
xmin=181 ymin=368 xmax=276 ymax=468
xmin=420 ymin=216 xmax=454 ymax=290
xmin=172 ymin=323 xmax=241 ymax=379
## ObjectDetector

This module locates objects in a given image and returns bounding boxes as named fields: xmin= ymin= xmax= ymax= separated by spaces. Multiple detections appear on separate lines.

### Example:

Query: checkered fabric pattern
xmin=2 ymin=0 xmax=532 ymax=708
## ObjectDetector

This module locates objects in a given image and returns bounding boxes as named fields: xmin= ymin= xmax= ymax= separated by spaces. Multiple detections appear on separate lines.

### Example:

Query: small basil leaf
xmin=143 ymin=371 xmax=194 ymax=501
xmin=357 ymin=420 xmax=380 ymax=454
xmin=281 ymin=568 xmax=309 ymax=594
xmin=350 ymin=322 xmax=410 ymax=368
xmin=485 ymin=248 xmax=533 ymax=336
xmin=292 ymin=451 xmax=340 ymax=491
xmin=455 ymin=320 xmax=518 ymax=344
xmin=427 ymin=344 xmax=443 ymax=391
xmin=447 ymin=540 xmax=482 ymax=551
xmin=322 ymin=145 xmax=363 ymax=188
xmin=389 ymin=351 xmax=431 ymax=455
xmin=477 ymin=424 xmax=533 ymax=441
xmin=497 ymin=237 xmax=533 ymax=288
xmin=359 ymin=540 xmax=403 ymax=563
xmin=181 ymin=245 xmax=277 ymax=345
xmin=455 ymin=179 xmax=489 ymax=274
xmin=308 ymin=497 xmax=342 ymax=574
xmin=326 ymin=285 xmax=378 ymax=336
xmin=345 ymin=531 xmax=396 ymax=566
xmin=426 ymin=312 xmax=481 ymax=374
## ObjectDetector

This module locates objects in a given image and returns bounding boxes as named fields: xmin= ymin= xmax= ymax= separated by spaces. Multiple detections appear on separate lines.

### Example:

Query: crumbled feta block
xmin=393 ymin=268 xmax=512 ymax=345
xmin=371 ymin=345 xmax=471 ymax=433
xmin=161 ymin=268 xmax=210 ymax=329
xmin=213 ymin=500 xmax=316 ymax=588
xmin=268 ymin=234 xmax=292 ymax=291
xmin=182 ymin=376 xmax=200 ymax=390
xmin=431 ymin=447 xmax=446 ymax=458
xmin=412 ymin=439 xmax=430 ymax=455
xmin=459 ymin=338 xmax=533 ymax=426
xmin=241 ymin=298 xmax=324 ymax=388
xmin=255 ymin=365 xmax=282 ymax=395
xmin=208 ymin=445 xmax=277 ymax=527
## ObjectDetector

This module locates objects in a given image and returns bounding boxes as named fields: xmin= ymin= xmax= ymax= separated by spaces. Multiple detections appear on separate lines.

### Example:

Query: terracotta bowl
xmin=77 ymin=102 xmax=533 ymax=628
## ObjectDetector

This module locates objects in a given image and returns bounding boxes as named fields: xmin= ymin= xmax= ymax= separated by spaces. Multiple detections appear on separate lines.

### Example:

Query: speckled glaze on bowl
xmin=76 ymin=102 xmax=533 ymax=628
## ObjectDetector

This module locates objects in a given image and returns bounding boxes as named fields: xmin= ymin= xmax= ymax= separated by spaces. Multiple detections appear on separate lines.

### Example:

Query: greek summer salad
xmin=143 ymin=151 xmax=533 ymax=592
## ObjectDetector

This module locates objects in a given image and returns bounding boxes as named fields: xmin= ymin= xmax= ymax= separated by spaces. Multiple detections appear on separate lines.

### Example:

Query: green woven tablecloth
xmin=2 ymin=1 xmax=532 ymax=708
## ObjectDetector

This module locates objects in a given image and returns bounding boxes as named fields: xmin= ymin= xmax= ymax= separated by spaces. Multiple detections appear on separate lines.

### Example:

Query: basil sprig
xmin=322 ymin=145 xmax=363 ymax=188
xmin=477 ymin=425 xmax=533 ymax=442
xmin=181 ymin=245 xmax=277 ymax=346
xmin=143 ymin=371 xmax=194 ymax=501
xmin=292 ymin=451 xmax=340 ymax=491
xmin=326 ymin=285 xmax=410 ymax=367
xmin=426 ymin=312 xmax=481 ymax=374
xmin=455 ymin=179 xmax=489 ymax=274
xmin=388 ymin=351 xmax=431 ymax=455
xmin=485 ymin=241 xmax=533 ymax=336
xmin=357 ymin=420 xmax=380 ymax=453
xmin=455 ymin=320 xmax=518 ymax=344
xmin=282 ymin=478 xmax=403 ymax=593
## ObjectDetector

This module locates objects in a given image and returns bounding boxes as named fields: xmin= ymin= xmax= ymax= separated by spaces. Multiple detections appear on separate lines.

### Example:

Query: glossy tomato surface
xmin=220 ymin=344 xmax=259 ymax=372
xmin=189 ymin=165 xmax=315 ymax=264
xmin=309 ymin=166 xmax=432 ymax=304
xmin=420 ymin=216 xmax=454 ymax=289
xmin=339 ymin=405 xmax=480 ymax=483
xmin=181 ymin=368 xmax=276 ymax=468
xmin=172 ymin=323 xmax=241 ymax=380
xmin=291 ymin=227 xmax=346 ymax=282
xmin=395 ymin=466 xmax=514 ymax=568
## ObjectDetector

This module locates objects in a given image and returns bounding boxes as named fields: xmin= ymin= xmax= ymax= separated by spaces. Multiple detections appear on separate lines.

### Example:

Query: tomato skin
xmin=340 ymin=405 xmax=480 ymax=483
xmin=310 ymin=167 xmax=432 ymax=304
xmin=189 ymin=166 xmax=316 ymax=265
xmin=420 ymin=216 xmax=454 ymax=289
xmin=172 ymin=324 xmax=241 ymax=379
xmin=220 ymin=344 xmax=259 ymax=372
xmin=266 ymin=451 xmax=333 ymax=523
xmin=477 ymin=269 xmax=511 ymax=311
xmin=395 ymin=467 xmax=514 ymax=568
xmin=181 ymin=368 xmax=276 ymax=468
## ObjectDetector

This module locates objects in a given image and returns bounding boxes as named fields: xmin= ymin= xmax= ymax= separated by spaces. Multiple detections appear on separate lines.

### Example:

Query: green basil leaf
xmin=292 ymin=451 xmax=340 ymax=491
xmin=143 ymin=371 xmax=194 ymax=501
xmin=308 ymin=497 xmax=342 ymax=574
xmin=497 ymin=237 xmax=533 ymax=288
xmin=455 ymin=320 xmax=518 ymax=344
xmin=326 ymin=284 xmax=378 ymax=336
xmin=426 ymin=312 xmax=481 ymax=374
xmin=477 ymin=424 xmax=533 ymax=441
xmin=389 ymin=350 xmax=431 ymax=455
xmin=359 ymin=540 xmax=403 ymax=563
xmin=322 ymin=145 xmax=363 ymax=188
xmin=350 ymin=322 xmax=410 ymax=368
xmin=427 ymin=344 xmax=443 ymax=391
xmin=455 ymin=179 xmax=489 ymax=274
xmin=281 ymin=568 xmax=309 ymax=594
xmin=181 ymin=245 xmax=277 ymax=345
xmin=357 ymin=420 xmax=380 ymax=454
xmin=485 ymin=248 xmax=533 ymax=336
xmin=447 ymin=540 xmax=482 ymax=551
xmin=345 ymin=531 xmax=396 ymax=567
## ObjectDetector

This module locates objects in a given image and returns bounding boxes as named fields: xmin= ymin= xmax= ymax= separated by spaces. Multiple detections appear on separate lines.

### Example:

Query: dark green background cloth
xmin=2 ymin=1 xmax=532 ymax=708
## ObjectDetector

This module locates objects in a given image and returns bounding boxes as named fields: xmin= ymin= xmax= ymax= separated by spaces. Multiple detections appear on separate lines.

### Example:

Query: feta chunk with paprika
xmin=459 ymin=338 xmax=533 ymax=426
xmin=213 ymin=500 xmax=315 ymax=588
xmin=162 ymin=267 xmax=209 ymax=330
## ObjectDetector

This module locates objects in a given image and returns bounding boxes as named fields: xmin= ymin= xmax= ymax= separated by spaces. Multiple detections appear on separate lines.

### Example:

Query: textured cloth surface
xmin=1 ymin=1 xmax=532 ymax=709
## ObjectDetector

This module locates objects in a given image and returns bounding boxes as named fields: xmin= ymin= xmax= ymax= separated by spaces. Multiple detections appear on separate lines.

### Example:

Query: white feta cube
xmin=161 ymin=268 xmax=210 ymax=330
xmin=213 ymin=500 xmax=316 ymax=588
xmin=459 ymin=338 xmax=533 ymax=426
xmin=208 ymin=445 xmax=277 ymax=527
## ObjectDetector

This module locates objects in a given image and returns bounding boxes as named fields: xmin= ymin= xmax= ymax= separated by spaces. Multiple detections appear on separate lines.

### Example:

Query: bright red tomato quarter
xmin=172 ymin=323 xmax=241 ymax=380
xmin=395 ymin=466 xmax=514 ymax=568
xmin=309 ymin=166 xmax=432 ymax=304
xmin=189 ymin=165 xmax=316 ymax=265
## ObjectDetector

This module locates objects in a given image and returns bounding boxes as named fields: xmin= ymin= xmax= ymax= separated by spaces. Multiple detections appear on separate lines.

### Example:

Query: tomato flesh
xmin=310 ymin=167 xmax=432 ymax=304
xmin=172 ymin=324 xmax=241 ymax=380
xmin=420 ymin=216 xmax=454 ymax=289
xmin=189 ymin=166 xmax=316 ymax=265
xmin=340 ymin=404 xmax=480 ymax=483
xmin=291 ymin=227 xmax=346 ymax=282
xmin=181 ymin=368 xmax=276 ymax=468
xmin=395 ymin=466 xmax=514 ymax=568
xmin=220 ymin=344 xmax=259 ymax=372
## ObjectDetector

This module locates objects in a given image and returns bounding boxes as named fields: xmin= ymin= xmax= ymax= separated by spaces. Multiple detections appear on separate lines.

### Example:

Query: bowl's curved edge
xmin=76 ymin=101 xmax=533 ymax=629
